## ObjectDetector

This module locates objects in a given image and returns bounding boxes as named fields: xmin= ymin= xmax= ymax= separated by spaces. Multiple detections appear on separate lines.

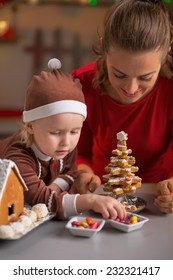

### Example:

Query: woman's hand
xmin=69 ymin=172 xmax=101 ymax=194
xmin=154 ymin=177 xmax=173 ymax=213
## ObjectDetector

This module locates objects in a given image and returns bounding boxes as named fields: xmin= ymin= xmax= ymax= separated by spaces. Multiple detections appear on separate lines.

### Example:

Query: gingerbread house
xmin=0 ymin=159 xmax=28 ymax=225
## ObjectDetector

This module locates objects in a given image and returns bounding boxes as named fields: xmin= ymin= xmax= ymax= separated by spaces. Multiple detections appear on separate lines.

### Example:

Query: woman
xmin=71 ymin=0 xmax=173 ymax=213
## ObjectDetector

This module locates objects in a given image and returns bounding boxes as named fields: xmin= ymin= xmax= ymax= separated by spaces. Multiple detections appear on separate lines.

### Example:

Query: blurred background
xmin=0 ymin=0 xmax=173 ymax=137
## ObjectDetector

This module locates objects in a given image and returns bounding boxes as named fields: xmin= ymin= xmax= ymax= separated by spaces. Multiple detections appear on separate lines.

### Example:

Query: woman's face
xmin=106 ymin=46 xmax=163 ymax=105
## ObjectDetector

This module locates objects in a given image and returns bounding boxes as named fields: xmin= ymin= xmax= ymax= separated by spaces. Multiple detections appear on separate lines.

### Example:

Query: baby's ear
xmin=25 ymin=122 xmax=34 ymax=134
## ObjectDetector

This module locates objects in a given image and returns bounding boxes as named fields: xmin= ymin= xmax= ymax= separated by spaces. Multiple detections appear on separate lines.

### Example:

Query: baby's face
xmin=29 ymin=113 xmax=84 ymax=159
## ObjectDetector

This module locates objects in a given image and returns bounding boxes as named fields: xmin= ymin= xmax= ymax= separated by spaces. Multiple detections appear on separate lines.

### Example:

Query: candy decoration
xmin=86 ymin=217 xmax=94 ymax=226
xmin=114 ymin=214 xmax=141 ymax=225
xmin=130 ymin=216 xmax=138 ymax=224
xmin=71 ymin=221 xmax=81 ymax=227
xmin=71 ymin=217 xmax=99 ymax=230
xmin=91 ymin=222 xmax=99 ymax=229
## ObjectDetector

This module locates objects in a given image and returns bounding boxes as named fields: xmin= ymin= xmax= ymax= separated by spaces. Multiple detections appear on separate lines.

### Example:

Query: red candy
xmin=71 ymin=221 xmax=81 ymax=227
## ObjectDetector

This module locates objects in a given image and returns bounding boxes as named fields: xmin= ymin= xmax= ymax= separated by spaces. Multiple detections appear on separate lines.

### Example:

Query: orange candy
xmin=86 ymin=217 xmax=94 ymax=226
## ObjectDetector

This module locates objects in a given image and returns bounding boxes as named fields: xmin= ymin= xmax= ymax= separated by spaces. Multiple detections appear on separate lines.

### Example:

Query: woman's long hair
xmin=93 ymin=0 xmax=173 ymax=90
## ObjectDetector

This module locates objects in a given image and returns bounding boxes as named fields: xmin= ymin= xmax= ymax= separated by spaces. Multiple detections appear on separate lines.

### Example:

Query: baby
xmin=0 ymin=58 xmax=126 ymax=220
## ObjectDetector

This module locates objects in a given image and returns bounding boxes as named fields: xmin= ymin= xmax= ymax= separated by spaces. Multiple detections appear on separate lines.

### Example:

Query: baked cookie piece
xmin=112 ymin=149 xmax=132 ymax=158
xmin=103 ymin=185 xmax=114 ymax=192
xmin=110 ymin=157 xmax=129 ymax=168
xmin=121 ymin=202 xmax=137 ymax=212
xmin=128 ymin=156 xmax=136 ymax=165
xmin=112 ymin=188 xmax=124 ymax=196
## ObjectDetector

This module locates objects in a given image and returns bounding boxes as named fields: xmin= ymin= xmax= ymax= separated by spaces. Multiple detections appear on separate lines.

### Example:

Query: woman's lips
xmin=122 ymin=89 xmax=141 ymax=98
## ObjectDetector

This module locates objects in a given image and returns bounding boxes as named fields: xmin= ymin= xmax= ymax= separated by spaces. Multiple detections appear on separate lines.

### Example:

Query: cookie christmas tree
xmin=103 ymin=131 xmax=142 ymax=196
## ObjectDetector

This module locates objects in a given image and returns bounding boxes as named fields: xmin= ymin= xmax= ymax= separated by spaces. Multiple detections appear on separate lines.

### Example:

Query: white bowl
xmin=66 ymin=216 xmax=105 ymax=238
xmin=109 ymin=212 xmax=149 ymax=233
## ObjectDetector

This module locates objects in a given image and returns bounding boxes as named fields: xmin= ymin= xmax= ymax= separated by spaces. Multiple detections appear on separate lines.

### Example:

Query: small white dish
xmin=109 ymin=212 xmax=149 ymax=233
xmin=66 ymin=216 xmax=105 ymax=238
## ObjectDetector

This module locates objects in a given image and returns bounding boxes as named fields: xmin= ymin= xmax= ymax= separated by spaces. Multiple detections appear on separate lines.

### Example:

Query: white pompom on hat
xmin=23 ymin=58 xmax=87 ymax=123
xmin=48 ymin=58 xmax=62 ymax=70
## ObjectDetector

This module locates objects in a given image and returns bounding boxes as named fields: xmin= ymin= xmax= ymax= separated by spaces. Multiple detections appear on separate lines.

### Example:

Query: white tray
xmin=0 ymin=212 xmax=55 ymax=240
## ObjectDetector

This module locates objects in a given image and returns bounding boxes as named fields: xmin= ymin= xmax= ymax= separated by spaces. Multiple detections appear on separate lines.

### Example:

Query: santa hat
xmin=23 ymin=58 xmax=87 ymax=123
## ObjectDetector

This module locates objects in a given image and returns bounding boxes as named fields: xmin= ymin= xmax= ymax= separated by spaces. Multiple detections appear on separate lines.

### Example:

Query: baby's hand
xmin=154 ymin=178 xmax=173 ymax=213
xmin=90 ymin=194 xmax=126 ymax=220
xmin=69 ymin=172 xmax=101 ymax=194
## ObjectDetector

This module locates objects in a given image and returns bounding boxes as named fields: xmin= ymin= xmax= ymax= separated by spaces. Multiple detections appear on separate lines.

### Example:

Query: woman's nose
xmin=124 ymin=79 xmax=139 ymax=94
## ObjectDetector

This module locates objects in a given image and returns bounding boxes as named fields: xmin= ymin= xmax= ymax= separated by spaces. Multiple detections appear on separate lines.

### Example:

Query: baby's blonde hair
xmin=20 ymin=123 xmax=33 ymax=148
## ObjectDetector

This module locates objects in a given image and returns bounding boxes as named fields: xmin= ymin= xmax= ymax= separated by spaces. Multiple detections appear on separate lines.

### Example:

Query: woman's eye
xmin=139 ymin=76 xmax=152 ymax=81
xmin=113 ymin=73 xmax=126 ymax=79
